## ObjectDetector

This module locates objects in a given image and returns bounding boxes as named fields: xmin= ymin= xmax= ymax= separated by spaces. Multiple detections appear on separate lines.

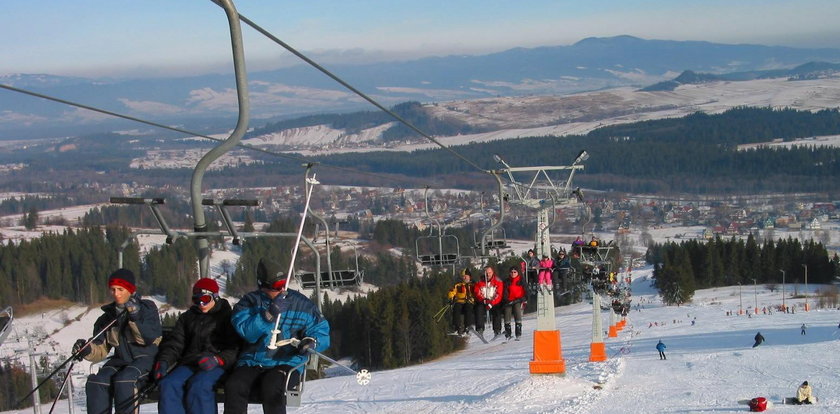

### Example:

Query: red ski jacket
xmin=474 ymin=276 xmax=503 ymax=307
xmin=504 ymin=275 xmax=526 ymax=304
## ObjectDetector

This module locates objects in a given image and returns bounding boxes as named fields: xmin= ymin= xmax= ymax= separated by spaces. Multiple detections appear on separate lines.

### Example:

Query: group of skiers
xmin=447 ymin=264 xmax=526 ymax=341
xmin=70 ymin=260 xmax=330 ymax=414
xmin=524 ymin=248 xmax=573 ymax=293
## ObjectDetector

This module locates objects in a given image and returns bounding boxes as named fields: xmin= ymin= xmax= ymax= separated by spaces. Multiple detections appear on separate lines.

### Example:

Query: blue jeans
xmin=158 ymin=365 xmax=225 ymax=414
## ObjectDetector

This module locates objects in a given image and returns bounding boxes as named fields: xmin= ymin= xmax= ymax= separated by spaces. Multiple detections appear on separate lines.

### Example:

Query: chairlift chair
xmin=474 ymin=227 xmax=509 ymax=250
xmin=415 ymin=233 xmax=461 ymax=266
xmin=0 ymin=306 xmax=12 ymax=347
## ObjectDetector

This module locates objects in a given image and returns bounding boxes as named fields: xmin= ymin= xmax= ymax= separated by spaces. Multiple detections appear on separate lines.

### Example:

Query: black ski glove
xmin=297 ymin=337 xmax=316 ymax=355
xmin=72 ymin=338 xmax=91 ymax=361
xmin=125 ymin=296 xmax=141 ymax=321
xmin=264 ymin=293 xmax=289 ymax=322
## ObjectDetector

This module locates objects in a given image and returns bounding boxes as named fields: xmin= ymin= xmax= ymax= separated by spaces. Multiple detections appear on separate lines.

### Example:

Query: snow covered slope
xmin=3 ymin=266 xmax=838 ymax=414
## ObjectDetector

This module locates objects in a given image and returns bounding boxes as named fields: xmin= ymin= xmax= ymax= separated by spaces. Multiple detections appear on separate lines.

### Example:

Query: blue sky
xmin=3 ymin=0 xmax=840 ymax=78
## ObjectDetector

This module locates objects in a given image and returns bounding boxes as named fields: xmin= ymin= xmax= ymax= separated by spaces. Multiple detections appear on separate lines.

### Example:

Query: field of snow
xmin=293 ymin=76 xmax=840 ymax=156
xmin=3 ymin=265 xmax=839 ymax=414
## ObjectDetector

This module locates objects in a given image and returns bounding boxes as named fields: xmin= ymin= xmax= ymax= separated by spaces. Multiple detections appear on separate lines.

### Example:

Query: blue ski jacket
xmin=231 ymin=289 xmax=330 ymax=372
xmin=656 ymin=341 xmax=666 ymax=352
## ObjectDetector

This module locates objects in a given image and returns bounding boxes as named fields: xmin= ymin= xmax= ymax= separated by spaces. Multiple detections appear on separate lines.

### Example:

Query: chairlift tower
xmin=492 ymin=150 xmax=588 ymax=375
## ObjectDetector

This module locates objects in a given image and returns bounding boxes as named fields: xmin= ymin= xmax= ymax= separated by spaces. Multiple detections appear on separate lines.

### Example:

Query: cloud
xmin=59 ymin=107 xmax=112 ymax=123
xmin=185 ymin=87 xmax=240 ymax=111
xmin=118 ymin=98 xmax=185 ymax=115
xmin=375 ymin=86 xmax=472 ymax=100
xmin=0 ymin=110 xmax=46 ymax=126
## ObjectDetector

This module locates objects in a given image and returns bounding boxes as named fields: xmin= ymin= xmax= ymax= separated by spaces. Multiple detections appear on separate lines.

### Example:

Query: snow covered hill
xmin=252 ymin=75 xmax=840 ymax=157
xmin=3 ymin=267 xmax=839 ymax=414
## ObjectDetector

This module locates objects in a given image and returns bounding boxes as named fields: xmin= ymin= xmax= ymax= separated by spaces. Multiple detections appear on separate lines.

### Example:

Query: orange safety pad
xmin=530 ymin=330 xmax=565 ymax=374
xmin=589 ymin=342 xmax=607 ymax=362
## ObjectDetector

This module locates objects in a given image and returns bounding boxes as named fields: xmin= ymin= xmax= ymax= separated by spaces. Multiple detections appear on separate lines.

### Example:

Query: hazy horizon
xmin=3 ymin=0 xmax=840 ymax=79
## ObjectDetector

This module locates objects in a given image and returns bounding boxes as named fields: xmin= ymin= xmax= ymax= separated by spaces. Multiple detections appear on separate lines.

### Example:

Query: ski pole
xmin=433 ymin=304 xmax=450 ymax=322
xmin=16 ymin=309 xmax=125 ymax=408
xmin=284 ymin=337 xmax=371 ymax=385
xmin=48 ymin=361 xmax=74 ymax=414
xmin=307 ymin=348 xmax=371 ymax=385
xmin=268 ymin=173 xmax=319 ymax=351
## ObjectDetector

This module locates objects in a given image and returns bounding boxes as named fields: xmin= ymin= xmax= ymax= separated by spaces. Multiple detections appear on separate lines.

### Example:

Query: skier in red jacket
xmin=474 ymin=265 xmax=504 ymax=340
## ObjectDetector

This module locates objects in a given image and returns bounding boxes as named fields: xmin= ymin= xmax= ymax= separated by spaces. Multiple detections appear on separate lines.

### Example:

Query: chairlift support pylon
xmin=491 ymin=151 xmax=589 ymax=376
xmin=415 ymin=187 xmax=460 ymax=267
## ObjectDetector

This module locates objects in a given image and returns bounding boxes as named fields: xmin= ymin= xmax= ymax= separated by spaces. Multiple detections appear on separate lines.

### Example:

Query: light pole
xmin=801 ymin=264 xmax=809 ymax=311
xmin=751 ymin=278 xmax=758 ymax=314
xmin=779 ymin=269 xmax=786 ymax=312
xmin=738 ymin=282 xmax=743 ymax=315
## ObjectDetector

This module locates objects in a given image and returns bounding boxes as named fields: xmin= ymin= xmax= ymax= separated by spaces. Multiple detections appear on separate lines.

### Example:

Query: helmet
xmin=257 ymin=258 xmax=286 ymax=290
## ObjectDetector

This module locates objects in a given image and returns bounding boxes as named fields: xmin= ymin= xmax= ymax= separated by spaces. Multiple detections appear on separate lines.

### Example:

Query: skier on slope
xmin=225 ymin=258 xmax=330 ymax=414
xmin=447 ymin=268 xmax=476 ymax=335
xmin=656 ymin=340 xmax=666 ymax=360
xmin=752 ymin=331 xmax=765 ymax=348
xmin=72 ymin=268 xmax=162 ymax=414
xmin=502 ymin=266 xmax=526 ymax=341
xmin=474 ymin=265 xmax=504 ymax=340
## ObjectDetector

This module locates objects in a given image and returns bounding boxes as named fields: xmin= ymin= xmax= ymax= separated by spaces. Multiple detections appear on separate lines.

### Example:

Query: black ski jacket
xmin=86 ymin=296 xmax=162 ymax=370
xmin=156 ymin=298 xmax=240 ymax=369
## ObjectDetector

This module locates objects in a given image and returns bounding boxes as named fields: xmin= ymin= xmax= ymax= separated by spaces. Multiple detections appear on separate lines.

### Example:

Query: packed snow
xmin=2 ymin=265 xmax=838 ymax=413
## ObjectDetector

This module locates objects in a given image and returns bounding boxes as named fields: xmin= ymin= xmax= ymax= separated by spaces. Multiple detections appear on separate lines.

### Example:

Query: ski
xmin=784 ymin=397 xmax=818 ymax=405
xmin=467 ymin=327 xmax=489 ymax=344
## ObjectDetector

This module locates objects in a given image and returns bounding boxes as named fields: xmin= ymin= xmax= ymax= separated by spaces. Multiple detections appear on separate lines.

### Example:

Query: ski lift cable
xmin=0 ymin=83 xmax=403 ymax=184
xmin=229 ymin=8 xmax=490 ymax=175
xmin=0 ymin=5 xmax=540 ymax=191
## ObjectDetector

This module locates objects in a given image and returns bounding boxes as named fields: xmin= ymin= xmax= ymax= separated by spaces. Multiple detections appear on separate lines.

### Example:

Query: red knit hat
xmin=193 ymin=278 xmax=219 ymax=295
xmin=108 ymin=268 xmax=137 ymax=294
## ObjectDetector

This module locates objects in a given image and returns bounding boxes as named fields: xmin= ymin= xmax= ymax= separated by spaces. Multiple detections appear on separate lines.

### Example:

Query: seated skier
xmin=796 ymin=381 xmax=815 ymax=404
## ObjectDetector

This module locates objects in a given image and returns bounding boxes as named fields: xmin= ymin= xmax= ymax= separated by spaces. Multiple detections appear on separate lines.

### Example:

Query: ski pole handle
xmin=267 ymin=329 xmax=282 ymax=350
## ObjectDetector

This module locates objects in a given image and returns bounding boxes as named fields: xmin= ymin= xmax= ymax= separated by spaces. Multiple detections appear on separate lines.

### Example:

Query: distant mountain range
xmin=1 ymin=35 xmax=840 ymax=140
xmin=641 ymin=61 xmax=840 ymax=91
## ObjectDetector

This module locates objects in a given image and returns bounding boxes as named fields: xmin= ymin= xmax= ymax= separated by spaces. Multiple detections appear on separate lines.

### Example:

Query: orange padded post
xmin=589 ymin=342 xmax=607 ymax=362
xmin=608 ymin=325 xmax=618 ymax=337
xmin=530 ymin=330 xmax=565 ymax=374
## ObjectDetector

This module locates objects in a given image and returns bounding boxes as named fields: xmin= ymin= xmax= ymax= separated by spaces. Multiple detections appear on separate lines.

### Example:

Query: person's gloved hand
xmin=263 ymin=293 xmax=289 ymax=321
xmin=197 ymin=353 xmax=223 ymax=371
xmin=125 ymin=296 xmax=141 ymax=321
xmin=72 ymin=338 xmax=91 ymax=361
xmin=296 ymin=337 xmax=316 ymax=355
xmin=152 ymin=361 xmax=168 ymax=381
